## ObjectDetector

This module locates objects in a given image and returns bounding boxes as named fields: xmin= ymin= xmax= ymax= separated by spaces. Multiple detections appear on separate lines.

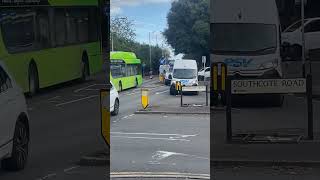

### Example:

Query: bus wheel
xmin=81 ymin=60 xmax=89 ymax=81
xmin=135 ymin=78 xmax=138 ymax=88
xmin=28 ymin=64 xmax=39 ymax=96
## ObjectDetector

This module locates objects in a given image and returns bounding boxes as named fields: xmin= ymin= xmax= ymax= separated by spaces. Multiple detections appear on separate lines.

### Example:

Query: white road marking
xmin=111 ymin=132 xmax=198 ymax=142
xmin=151 ymin=151 xmax=209 ymax=162
xmin=48 ymin=96 xmax=60 ymax=101
xmin=83 ymin=88 xmax=101 ymax=91
xmin=36 ymin=173 xmax=57 ymax=180
xmin=63 ymin=166 xmax=80 ymax=173
xmin=74 ymin=84 xmax=97 ymax=93
xmin=156 ymin=90 xmax=169 ymax=95
xmin=111 ymin=136 xmax=190 ymax=142
xmin=55 ymin=95 xmax=98 ymax=107
xmin=111 ymin=132 xmax=197 ymax=138
xmin=121 ymin=116 xmax=129 ymax=119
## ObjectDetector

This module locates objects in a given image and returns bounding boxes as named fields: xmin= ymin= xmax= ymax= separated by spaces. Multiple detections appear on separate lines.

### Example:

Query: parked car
xmin=282 ymin=17 xmax=320 ymax=59
xmin=0 ymin=61 xmax=29 ymax=171
xmin=198 ymin=67 xmax=210 ymax=81
xmin=110 ymin=81 xmax=120 ymax=116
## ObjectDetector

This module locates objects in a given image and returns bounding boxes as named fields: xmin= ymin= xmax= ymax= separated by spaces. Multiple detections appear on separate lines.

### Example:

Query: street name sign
xmin=182 ymin=86 xmax=207 ymax=92
xmin=231 ymin=78 xmax=306 ymax=94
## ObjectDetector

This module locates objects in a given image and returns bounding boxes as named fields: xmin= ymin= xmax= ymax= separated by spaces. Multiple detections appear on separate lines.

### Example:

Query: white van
xmin=211 ymin=0 xmax=283 ymax=105
xmin=170 ymin=59 xmax=198 ymax=95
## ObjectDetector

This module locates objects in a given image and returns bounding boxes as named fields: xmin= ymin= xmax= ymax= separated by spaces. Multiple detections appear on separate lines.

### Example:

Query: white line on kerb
xmin=55 ymin=95 xmax=98 ymax=107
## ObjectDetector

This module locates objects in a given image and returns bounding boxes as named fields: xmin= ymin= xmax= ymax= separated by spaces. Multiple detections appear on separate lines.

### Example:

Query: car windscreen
xmin=173 ymin=69 xmax=197 ymax=79
xmin=284 ymin=19 xmax=308 ymax=32
xmin=212 ymin=23 xmax=277 ymax=55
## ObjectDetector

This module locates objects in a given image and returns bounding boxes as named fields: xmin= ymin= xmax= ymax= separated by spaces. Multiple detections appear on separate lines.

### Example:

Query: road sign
xmin=141 ymin=89 xmax=149 ymax=109
xmin=182 ymin=86 xmax=206 ymax=92
xmin=231 ymin=78 xmax=306 ymax=94
xmin=202 ymin=56 xmax=206 ymax=64
xmin=100 ymin=89 xmax=110 ymax=147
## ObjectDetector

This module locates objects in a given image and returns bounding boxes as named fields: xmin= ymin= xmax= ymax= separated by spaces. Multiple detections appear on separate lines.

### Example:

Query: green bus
xmin=0 ymin=0 xmax=102 ymax=95
xmin=110 ymin=51 xmax=143 ymax=91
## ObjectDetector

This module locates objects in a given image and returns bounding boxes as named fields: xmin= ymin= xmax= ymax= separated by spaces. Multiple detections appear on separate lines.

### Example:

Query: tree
xmin=163 ymin=0 xmax=209 ymax=64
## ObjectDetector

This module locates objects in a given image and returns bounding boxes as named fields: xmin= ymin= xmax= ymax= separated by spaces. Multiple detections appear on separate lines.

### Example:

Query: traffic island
xmin=79 ymin=149 xmax=109 ymax=166
xmin=135 ymin=105 xmax=210 ymax=115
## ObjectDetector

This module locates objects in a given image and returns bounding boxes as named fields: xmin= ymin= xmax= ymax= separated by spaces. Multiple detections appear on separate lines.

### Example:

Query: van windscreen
xmin=211 ymin=23 xmax=277 ymax=55
xmin=173 ymin=69 xmax=197 ymax=79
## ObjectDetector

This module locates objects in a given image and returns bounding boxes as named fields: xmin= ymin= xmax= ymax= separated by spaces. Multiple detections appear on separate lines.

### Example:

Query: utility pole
xmin=149 ymin=32 xmax=153 ymax=79
xmin=302 ymin=0 xmax=306 ymax=76
xmin=111 ymin=32 xmax=114 ymax=51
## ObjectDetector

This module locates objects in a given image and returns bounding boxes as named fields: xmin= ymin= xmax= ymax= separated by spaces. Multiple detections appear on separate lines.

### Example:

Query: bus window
xmin=37 ymin=8 xmax=50 ymax=49
xmin=54 ymin=8 xmax=67 ymax=46
xmin=0 ymin=8 xmax=36 ymax=53
xmin=65 ymin=9 xmax=78 ymax=44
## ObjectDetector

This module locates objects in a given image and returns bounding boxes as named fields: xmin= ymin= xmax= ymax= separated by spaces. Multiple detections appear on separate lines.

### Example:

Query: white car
xmin=198 ymin=67 xmax=210 ymax=81
xmin=282 ymin=17 xmax=320 ymax=57
xmin=0 ymin=61 xmax=29 ymax=171
xmin=110 ymin=81 xmax=119 ymax=116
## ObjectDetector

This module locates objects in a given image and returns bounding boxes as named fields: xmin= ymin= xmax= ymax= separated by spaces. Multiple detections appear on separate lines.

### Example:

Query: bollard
xmin=141 ymin=88 xmax=149 ymax=109
xmin=176 ymin=81 xmax=182 ymax=95
xmin=100 ymin=89 xmax=110 ymax=147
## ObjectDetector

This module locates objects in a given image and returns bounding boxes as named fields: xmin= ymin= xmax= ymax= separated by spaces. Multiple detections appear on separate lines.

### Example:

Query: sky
xmin=110 ymin=0 xmax=184 ymax=59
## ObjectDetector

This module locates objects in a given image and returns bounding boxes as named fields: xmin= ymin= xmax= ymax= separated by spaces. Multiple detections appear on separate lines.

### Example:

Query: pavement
xmin=211 ymin=94 xmax=320 ymax=167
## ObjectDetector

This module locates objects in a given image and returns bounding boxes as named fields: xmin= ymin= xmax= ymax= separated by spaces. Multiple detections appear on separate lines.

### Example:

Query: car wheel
xmin=28 ymin=63 xmax=39 ymax=96
xmin=1 ymin=121 xmax=29 ymax=171
xmin=111 ymin=99 xmax=119 ymax=116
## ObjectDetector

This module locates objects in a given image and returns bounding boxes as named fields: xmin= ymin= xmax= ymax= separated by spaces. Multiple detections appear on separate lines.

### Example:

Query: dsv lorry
xmin=211 ymin=0 xmax=283 ymax=106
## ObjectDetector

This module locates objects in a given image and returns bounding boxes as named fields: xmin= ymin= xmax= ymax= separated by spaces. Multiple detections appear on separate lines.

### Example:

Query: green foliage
xmin=164 ymin=0 xmax=209 ymax=63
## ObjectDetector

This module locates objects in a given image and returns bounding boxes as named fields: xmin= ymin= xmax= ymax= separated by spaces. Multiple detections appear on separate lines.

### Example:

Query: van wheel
xmin=1 ymin=121 xmax=29 ymax=171
xmin=28 ymin=63 xmax=39 ymax=96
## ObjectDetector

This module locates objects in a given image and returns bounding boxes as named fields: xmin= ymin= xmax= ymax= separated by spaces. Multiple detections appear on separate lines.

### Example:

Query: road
xmin=0 ymin=73 xmax=108 ymax=180
xmin=110 ymin=78 xmax=210 ymax=179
